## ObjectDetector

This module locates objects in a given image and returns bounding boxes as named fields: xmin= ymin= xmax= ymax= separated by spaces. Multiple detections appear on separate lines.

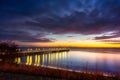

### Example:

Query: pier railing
xmin=0 ymin=48 xmax=70 ymax=57
xmin=16 ymin=48 xmax=70 ymax=56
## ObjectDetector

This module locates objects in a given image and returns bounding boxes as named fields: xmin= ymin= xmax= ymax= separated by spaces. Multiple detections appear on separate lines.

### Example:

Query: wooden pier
xmin=0 ymin=48 xmax=70 ymax=58
xmin=16 ymin=48 xmax=70 ymax=57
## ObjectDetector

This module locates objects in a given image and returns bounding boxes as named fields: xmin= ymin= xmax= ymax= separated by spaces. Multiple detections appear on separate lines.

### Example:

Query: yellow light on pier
xmin=26 ymin=56 xmax=29 ymax=65
xmin=48 ymin=53 xmax=51 ymax=65
xmin=42 ymin=54 xmax=45 ymax=66
xmin=37 ymin=55 xmax=40 ymax=66
xmin=34 ymin=55 xmax=37 ymax=66
xmin=29 ymin=56 xmax=32 ymax=65
xmin=17 ymin=57 xmax=21 ymax=64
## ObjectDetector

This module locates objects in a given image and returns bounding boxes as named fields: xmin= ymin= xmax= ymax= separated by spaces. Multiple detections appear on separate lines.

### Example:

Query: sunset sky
xmin=0 ymin=0 xmax=120 ymax=48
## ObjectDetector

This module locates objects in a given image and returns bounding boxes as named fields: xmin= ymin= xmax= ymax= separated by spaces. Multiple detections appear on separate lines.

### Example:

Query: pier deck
xmin=0 ymin=48 xmax=70 ymax=57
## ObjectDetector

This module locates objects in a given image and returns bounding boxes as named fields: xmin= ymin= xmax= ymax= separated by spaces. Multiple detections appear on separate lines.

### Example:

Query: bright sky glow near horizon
xmin=0 ymin=0 xmax=120 ymax=48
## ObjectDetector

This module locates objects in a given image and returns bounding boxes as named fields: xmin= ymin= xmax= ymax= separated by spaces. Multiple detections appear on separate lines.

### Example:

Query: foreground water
xmin=14 ymin=48 xmax=120 ymax=74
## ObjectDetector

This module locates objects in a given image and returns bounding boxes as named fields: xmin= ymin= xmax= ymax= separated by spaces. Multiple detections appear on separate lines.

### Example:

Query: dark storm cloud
xmin=0 ymin=29 xmax=54 ymax=42
xmin=0 ymin=0 xmax=120 ymax=42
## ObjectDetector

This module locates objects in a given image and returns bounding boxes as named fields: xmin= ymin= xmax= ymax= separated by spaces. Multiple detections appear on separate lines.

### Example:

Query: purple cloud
xmin=0 ymin=29 xmax=55 ymax=42
xmin=94 ymin=31 xmax=120 ymax=39
xmin=0 ymin=0 xmax=120 ymax=42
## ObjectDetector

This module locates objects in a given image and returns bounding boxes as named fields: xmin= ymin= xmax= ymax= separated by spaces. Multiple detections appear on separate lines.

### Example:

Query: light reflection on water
xmin=14 ymin=49 xmax=120 ymax=74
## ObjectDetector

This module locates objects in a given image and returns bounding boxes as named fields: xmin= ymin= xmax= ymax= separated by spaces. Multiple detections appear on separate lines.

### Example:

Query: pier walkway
xmin=16 ymin=48 xmax=70 ymax=56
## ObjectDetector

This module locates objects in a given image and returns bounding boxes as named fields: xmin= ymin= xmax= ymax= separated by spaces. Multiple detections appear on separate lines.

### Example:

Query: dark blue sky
xmin=0 ymin=0 xmax=120 ymax=46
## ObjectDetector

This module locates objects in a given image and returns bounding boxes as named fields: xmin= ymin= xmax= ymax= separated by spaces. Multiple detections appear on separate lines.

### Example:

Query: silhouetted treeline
xmin=0 ymin=41 xmax=19 ymax=55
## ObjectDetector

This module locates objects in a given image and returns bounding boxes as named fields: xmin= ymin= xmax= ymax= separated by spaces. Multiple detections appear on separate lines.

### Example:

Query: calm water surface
xmin=15 ymin=49 xmax=120 ymax=74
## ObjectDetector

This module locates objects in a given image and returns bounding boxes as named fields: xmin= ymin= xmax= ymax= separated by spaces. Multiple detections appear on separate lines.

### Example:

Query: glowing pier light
xmin=34 ymin=55 xmax=37 ymax=66
xmin=26 ymin=56 xmax=29 ymax=65
xmin=17 ymin=57 xmax=21 ymax=64
xmin=48 ymin=53 xmax=51 ymax=65
xmin=56 ymin=52 xmax=58 ymax=60
xmin=37 ymin=55 xmax=40 ymax=66
xmin=29 ymin=56 xmax=32 ymax=65
xmin=42 ymin=54 xmax=45 ymax=66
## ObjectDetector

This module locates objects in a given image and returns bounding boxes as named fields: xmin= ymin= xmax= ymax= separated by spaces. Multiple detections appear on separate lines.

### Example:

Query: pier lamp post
xmin=30 ymin=48 xmax=32 ymax=51
xmin=27 ymin=48 xmax=30 ymax=52
xmin=35 ymin=48 xmax=38 ymax=51
xmin=43 ymin=48 xmax=44 ymax=51
xmin=16 ymin=49 xmax=20 ymax=52
xmin=38 ymin=48 xmax=40 ymax=51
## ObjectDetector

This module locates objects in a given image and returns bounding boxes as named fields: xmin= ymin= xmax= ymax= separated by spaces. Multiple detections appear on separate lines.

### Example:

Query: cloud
xmin=94 ymin=34 xmax=119 ymax=40
xmin=0 ymin=29 xmax=54 ymax=42
xmin=94 ymin=31 xmax=120 ymax=40
xmin=0 ymin=0 xmax=120 ymax=42
xmin=94 ymin=31 xmax=120 ymax=44
xmin=20 ymin=0 xmax=120 ymax=35
xmin=100 ymin=40 xmax=120 ymax=44
xmin=67 ymin=36 xmax=74 ymax=37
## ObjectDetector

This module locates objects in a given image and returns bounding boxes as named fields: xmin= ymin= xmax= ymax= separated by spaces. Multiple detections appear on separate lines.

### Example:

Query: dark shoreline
xmin=0 ymin=63 xmax=119 ymax=80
